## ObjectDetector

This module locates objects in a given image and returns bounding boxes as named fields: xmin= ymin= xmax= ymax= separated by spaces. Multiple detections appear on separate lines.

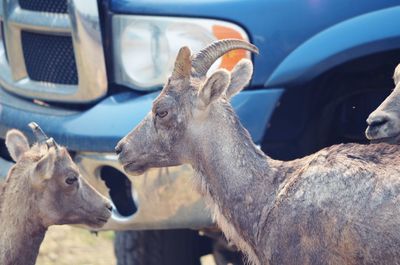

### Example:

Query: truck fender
xmin=266 ymin=6 xmax=400 ymax=87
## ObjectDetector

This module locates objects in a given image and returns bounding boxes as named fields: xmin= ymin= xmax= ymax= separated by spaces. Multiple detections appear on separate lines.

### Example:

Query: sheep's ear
xmin=32 ymin=151 xmax=55 ymax=187
xmin=394 ymin=63 xmax=400 ymax=86
xmin=198 ymin=69 xmax=230 ymax=108
xmin=5 ymin=129 xmax=30 ymax=162
xmin=226 ymin=59 xmax=253 ymax=99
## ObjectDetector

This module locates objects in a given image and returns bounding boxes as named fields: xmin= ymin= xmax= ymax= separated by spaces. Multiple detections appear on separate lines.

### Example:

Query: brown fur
xmin=117 ymin=41 xmax=400 ymax=265
xmin=366 ymin=63 xmax=400 ymax=142
xmin=0 ymin=129 xmax=112 ymax=265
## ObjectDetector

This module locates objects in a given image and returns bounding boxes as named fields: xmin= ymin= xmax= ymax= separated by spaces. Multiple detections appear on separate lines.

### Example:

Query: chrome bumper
xmin=75 ymin=152 xmax=212 ymax=231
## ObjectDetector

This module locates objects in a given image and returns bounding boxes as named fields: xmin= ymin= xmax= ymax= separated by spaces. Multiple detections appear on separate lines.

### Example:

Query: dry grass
xmin=37 ymin=226 xmax=116 ymax=265
xmin=37 ymin=226 xmax=216 ymax=265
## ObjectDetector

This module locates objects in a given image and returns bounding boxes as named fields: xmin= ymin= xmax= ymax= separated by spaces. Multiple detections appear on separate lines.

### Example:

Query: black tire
xmin=114 ymin=229 xmax=203 ymax=265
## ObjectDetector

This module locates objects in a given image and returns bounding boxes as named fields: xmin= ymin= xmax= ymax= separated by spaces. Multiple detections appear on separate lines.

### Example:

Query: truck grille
xmin=0 ymin=0 xmax=107 ymax=103
xmin=21 ymin=31 xmax=78 ymax=85
xmin=19 ymin=0 xmax=68 ymax=14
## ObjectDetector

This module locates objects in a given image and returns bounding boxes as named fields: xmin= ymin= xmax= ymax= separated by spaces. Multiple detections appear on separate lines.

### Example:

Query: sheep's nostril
xmin=368 ymin=117 xmax=389 ymax=128
xmin=115 ymin=145 xmax=122 ymax=155
xmin=106 ymin=202 xmax=113 ymax=212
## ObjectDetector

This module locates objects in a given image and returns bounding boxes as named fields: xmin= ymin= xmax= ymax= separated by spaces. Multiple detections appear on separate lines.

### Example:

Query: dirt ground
xmin=37 ymin=226 xmax=116 ymax=265
xmin=37 ymin=226 xmax=216 ymax=265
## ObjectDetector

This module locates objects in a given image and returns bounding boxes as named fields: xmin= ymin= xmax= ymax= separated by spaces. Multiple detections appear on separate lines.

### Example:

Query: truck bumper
xmin=0 ymin=87 xmax=283 ymax=230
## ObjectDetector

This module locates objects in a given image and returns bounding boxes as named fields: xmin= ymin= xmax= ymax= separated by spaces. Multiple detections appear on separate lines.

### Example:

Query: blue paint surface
xmin=110 ymin=0 xmax=400 ymax=87
xmin=2 ymin=0 xmax=400 ymax=154
xmin=267 ymin=6 xmax=400 ymax=87
xmin=0 ymin=89 xmax=283 ymax=152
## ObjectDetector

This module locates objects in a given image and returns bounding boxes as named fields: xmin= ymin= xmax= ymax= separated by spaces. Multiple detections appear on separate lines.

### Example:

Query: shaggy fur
xmin=117 ymin=41 xmax=400 ymax=264
xmin=0 ymin=129 xmax=111 ymax=265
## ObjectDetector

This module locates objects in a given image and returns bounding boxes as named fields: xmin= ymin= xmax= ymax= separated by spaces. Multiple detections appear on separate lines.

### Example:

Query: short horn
xmin=191 ymin=39 xmax=259 ymax=78
xmin=28 ymin=122 xmax=48 ymax=143
xmin=171 ymin=46 xmax=192 ymax=80
xmin=45 ymin=138 xmax=58 ymax=150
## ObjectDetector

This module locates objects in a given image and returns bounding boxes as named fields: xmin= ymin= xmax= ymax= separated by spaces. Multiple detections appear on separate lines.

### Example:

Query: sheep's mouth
xmin=96 ymin=217 xmax=109 ymax=223
xmin=86 ymin=216 xmax=109 ymax=228
xmin=365 ymin=123 xmax=400 ymax=142
xmin=370 ymin=134 xmax=400 ymax=144
xmin=367 ymin=130 xmax=400 ymax=144
xmin=123 ymin=161 xmax=147 ymax=176
xmin=122 ymin=161 xmax=135 ymax=168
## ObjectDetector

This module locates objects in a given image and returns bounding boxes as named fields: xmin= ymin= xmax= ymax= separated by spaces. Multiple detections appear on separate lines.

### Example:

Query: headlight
xmin=113 ymin=15 xmax=251 ymax=91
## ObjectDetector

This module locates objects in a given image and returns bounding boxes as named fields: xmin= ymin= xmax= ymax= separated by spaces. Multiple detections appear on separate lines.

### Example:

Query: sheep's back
xmin=259 ymin=142 xmax=400 ymax=265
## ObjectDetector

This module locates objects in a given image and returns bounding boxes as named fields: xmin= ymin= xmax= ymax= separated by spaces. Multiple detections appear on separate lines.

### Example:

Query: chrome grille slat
xmin=8 ymin=7 xmax=70 ymax=33
xmin=0 ymin=0 xmax=108 ymax=103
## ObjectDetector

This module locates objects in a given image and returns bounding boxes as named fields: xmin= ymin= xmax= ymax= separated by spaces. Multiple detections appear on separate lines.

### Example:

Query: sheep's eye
xmin=66 ymin=176 xmax=78 ymax=185
xmin=156 ymin=111 xmax=168 ymax=118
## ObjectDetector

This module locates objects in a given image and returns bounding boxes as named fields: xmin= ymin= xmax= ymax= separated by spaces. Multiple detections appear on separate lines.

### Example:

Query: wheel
xmin=114 ymin=229 xmax=203 ymax=265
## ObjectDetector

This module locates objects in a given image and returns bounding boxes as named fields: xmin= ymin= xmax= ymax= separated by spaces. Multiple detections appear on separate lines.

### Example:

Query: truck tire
xmin=114 ymin=229 xmax=202 ymax=265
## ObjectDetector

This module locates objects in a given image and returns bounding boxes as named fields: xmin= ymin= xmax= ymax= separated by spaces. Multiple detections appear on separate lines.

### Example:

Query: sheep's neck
xmin=0 ymin=168 xmax=46 ymax=265
xmin=188 ymin=105 xmax=283 ymax=256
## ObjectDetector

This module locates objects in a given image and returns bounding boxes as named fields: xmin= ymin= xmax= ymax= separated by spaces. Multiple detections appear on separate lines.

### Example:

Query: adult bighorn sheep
xmin=366 ymin=63 xmax=400 ymax=143
xmin=0 ymin=123 xmax=112 ymax=265
xmin=116 ymin=39 xmax=400 ymax=265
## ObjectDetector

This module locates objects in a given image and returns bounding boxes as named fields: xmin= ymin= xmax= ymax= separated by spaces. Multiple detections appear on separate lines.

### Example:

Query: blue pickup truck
xmin=1 ymin=0 xmax=400 ymax=264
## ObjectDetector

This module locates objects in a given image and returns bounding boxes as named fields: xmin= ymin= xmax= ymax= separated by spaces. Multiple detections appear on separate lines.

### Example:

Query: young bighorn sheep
xmin=0 ymin=123 xmax=112 ymax=265
xmin=366 ymin=63 xmax=400 ymax=143
xmin=116 ymin=39 xmax=400 ymax=265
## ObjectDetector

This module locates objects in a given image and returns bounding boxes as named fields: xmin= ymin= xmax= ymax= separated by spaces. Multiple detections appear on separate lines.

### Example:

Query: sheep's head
xmin=5 ymin=123 xmax=112 ymax=228
xmin=366 ymin=63 xmax=400 ymax=143
xmin=116 ymin=39 xmax=258 ymax=175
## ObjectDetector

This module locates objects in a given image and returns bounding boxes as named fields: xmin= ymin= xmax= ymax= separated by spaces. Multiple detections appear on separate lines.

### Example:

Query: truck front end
xmin=0 ymin=0 xmax=280 ymax=232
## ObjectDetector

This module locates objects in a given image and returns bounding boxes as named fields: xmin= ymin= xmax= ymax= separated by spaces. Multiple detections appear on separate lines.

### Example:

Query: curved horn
xmin=191 ymin=39 xmax=259 ymax=78
xmin=28 ymin=122 xmax=48 ymax=143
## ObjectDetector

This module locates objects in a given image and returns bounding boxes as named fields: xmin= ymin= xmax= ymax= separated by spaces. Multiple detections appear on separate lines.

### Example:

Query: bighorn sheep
xmin=0 ymin=123 xmax=112 ymax=265
xmin=366 ymin=63 xmax=400 ymax=143
xmin=116 ymin=39 xmax=400 ymax=265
